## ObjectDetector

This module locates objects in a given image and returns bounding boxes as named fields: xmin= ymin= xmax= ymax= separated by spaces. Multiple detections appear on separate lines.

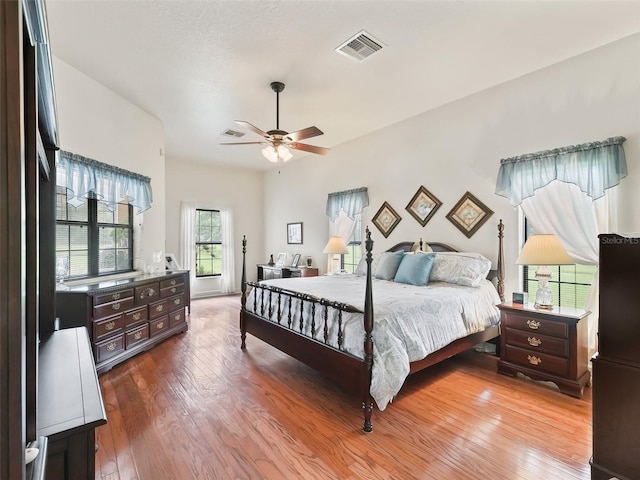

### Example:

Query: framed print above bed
xmin=372 ymin=201 xmax=402 ymax=238
xmin=287 ymin=222 xmax=303 ymax=244
xmin=446 ymin=191 xmax=494 ymax=238
xmin=405 ymin=186 xmax=442 ymax=227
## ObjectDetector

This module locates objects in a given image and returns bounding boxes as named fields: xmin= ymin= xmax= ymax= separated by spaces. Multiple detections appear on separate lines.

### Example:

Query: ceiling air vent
xmin=335 ymin=30 xmax=384 ymax=62
xmin=221 ymin=129 xmax=245 ymax=138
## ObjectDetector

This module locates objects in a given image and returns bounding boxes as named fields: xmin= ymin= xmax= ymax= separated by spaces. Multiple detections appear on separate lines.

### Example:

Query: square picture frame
xmin=275 ymin=252 xmax=287 ymax=267
xmin=165 ymin=253 xmax=181 ymax=271
xmin=287 ymin=222 xmax=303 ymax=244
xmin=372 ymin=201 xmax=402 ymax=238
xmin=291 ymin=253 xmax=301 ymax=267
xmin=405 ymin=186 xmax=442 ymax=227
xmin=445 ymin=191 xmax=494 ymax=238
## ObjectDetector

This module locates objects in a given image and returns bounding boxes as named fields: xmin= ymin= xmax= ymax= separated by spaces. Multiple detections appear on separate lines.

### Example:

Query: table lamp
xmin=516 ymin=234 xmax=573 ymax=309
xmin=322 ymin=236 xmax=349 ymax=274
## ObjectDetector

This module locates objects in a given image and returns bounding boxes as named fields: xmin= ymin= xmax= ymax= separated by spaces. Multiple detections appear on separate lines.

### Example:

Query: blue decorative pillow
xmin=394 ymin=252 xmax=436 ymax=286
xmin=374 ymin=250 xmax=404 ymax=281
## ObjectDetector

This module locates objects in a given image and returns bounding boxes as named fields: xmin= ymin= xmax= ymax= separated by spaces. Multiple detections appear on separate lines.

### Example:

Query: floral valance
xmin=495 ymin=136 xmax=627 ymax=206
xmin=57 ymin=150 xmax=153 ymax=213
xmin=326 ymin=187 xmax=369 ymax=220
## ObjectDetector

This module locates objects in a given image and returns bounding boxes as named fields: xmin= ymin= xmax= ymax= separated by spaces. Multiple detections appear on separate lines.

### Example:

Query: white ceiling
xmin=45 ymin=1 xmax=640 ymax=171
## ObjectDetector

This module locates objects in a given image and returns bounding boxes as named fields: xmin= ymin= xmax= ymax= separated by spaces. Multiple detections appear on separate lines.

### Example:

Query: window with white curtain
xmin=326 ymin=187 xmax=369 ymax=273
xmin=195 ymin=209 xmax=222 ymax=277
xmin=341 ymin=215 xmax=362 ymax=273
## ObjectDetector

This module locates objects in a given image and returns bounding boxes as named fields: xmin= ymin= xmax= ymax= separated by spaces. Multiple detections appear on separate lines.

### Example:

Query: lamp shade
xmin=322 ymin=236 xmax=349 ymax=255
xmin=516 ymin=234 xmax=573 ymax=265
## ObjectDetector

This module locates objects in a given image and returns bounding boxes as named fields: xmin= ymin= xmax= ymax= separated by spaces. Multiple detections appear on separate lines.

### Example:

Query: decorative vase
xmin=306 ymin=256 xmax=312 ymax=267
xmin=268 ymin=254 xmax=275 ymax=266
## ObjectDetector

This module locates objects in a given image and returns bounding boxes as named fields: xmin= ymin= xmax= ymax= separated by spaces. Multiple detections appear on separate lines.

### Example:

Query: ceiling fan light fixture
xmin=278 ymin=144 xmax=293 ymax=162
xmin=262 ymin=145 xmax=279 ymax=163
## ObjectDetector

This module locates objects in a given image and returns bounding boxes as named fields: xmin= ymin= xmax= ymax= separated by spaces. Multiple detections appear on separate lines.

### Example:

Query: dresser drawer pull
xmin=134 ymin=331 xmax=143 ymax=340
xmin=105 ymin=321 xmax=116 ymax=331
xmin=527 ymin=336 xmax=542 ymax=347
xmin=526 ymin=320 xmax=541 ymax=330
xmin=171 ymin=287 xmax=177 ymax=293
xmin=112 ymin=302 xmax=121 ymax=311
xmin=527 ymin=355 xmax=542 ymax=366
xmin=156 ymin=321 xmax=164 ymax=330
xmin=132 ymin=312 xmax=141 ymax=321
xmin=106 ymin=342 xmax=117 ymax=352
xmin=140 ymin=287 xmax=156 ymax=299
xmin=170 ymin=280 xmax=176 ymax=286
xmin=112 ymin=292 xmax=121 ymax=300
xmin=173 ymin=299 xmax=181 ymax=306
xmin=156 ymin=304 xmax=164 ymax=312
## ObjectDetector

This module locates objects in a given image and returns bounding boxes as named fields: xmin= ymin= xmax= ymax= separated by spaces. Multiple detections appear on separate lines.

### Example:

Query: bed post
xmin=362 ymin=227 xmax=375 ymax=433
xmin=240 ymin=235 xmax=247 ymax=349
xmin=497 ymin=220 xmax=505 ymax=303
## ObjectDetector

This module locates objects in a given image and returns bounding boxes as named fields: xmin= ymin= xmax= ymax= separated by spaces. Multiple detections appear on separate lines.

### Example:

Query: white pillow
xmin=354 ymin=251 xmax=395 ymax=277
xmin=429 ymin=252 xmax=491 ymax=287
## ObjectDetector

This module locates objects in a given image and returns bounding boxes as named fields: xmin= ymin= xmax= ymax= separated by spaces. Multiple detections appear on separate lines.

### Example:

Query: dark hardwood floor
xmin=96 ymin=295 xmax=592 ymax=479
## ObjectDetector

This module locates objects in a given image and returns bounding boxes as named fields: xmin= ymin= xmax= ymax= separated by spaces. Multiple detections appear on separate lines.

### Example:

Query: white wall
xmin=164 ymin=158 xmax=263 ymax=296
xmin=263 ymin=33 xmax=640 ymax=298
xmin=53 ymin=57 xmax=166 ymax=271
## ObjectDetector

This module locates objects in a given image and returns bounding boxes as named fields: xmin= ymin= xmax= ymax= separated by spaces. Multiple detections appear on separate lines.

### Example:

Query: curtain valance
xmin=326 ymin=187 xmax=369 ymax=220
xmin=57 ymin=150 xmax=153 ymax=213
xmin=495 ymin=136 xmax=627 ymax=206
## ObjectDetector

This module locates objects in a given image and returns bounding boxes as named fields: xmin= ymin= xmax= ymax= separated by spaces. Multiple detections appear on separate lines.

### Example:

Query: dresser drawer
xmin=160 ymin=283 xmax=184 ymax=298
xmin=169 ymin=309 xmax=185 ymax=327
xmin=135 ymin=282 xmax=160 ymax=304
xmin=123 ymin=306 xmax=148 ymax=329
xmin=504 ymin=345 xmax=569 ymax=377
xmin=503 ymin=312 xmax=568 ymax=338
xmin=95 ymin=333 xmax=125 ymax=363
xmin=93 ymin=297 xmax=135 ymax=320
xmin=160 ymin=277 xmax=184 ymax=290
xmin=93 ymin=288 xmax=134 ymax=306
xmin=149 ymin=299 xmax=169 ymax=319
xmin=149 ymin=316 xmax=169 ymax=337
xmin=93 ymin=314 xmax=125 ymax=341
xmin=167 ymin=294 xmax=184 ymax=312
xmin=125 ymin=324 xmax=150 ymax=349
xmin=505 ymin=328 xmax=568 ymax=357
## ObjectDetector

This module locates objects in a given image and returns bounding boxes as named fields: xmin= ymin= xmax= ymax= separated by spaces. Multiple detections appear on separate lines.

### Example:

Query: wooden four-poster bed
xmin=239 ymin=220 xmax=505 ymax=432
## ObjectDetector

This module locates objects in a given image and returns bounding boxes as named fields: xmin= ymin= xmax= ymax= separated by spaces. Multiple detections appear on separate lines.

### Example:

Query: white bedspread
xmin=245 ymin=275 xmax=500 ymax=410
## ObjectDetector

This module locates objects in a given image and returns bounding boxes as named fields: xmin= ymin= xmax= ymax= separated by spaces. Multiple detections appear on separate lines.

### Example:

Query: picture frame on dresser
xmin=291 ymin=253 xmax=301 ymax=268
xmin=165 ymin=253 xmax=181 ymax=271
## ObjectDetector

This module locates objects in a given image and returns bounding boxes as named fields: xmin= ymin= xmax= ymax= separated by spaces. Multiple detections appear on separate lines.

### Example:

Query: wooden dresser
xmin=591 ymin=234 xmax=640 ymax=480
xmin=257 ymin=264 xmax=318 ymax=281
xmin=56 ymin=271 xmax=190 ymax=374
xmin=497 ymin=302 xmax=590 ymax=397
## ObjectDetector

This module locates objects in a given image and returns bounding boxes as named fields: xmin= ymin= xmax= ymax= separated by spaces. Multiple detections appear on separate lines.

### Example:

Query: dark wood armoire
xmin=591 ymin=234 xmax=640 ymax=480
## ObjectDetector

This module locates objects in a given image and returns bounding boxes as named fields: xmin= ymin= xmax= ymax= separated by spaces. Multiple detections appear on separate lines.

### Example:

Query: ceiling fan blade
xmin=235 ymin=121 xmax=270 ymax=138
xmin=289 ymin=142 xmax=330 ymax=155
xmin=285 ymin=126 xmax=324 ymax=142
xmin=220 ymin=141 xmax=265 ymax=145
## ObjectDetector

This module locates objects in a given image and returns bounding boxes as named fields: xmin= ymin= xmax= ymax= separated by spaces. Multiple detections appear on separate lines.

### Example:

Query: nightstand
xmin=497 ymin=303 xmax=590 ymax=398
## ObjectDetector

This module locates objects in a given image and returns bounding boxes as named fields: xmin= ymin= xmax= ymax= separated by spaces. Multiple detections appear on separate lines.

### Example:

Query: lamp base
xmin=534 ymin=266 xmax=555 ymax=310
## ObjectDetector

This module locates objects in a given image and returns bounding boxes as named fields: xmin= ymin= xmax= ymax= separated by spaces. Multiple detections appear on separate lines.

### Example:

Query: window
xmin=56 ymin=186 xmax=133 ymax=279
xmin=341 ymin=215 xmax=363 ymax=274
xmin=195 ymin=209 xmax=222 ymax=277
xmin=522 ymin=220 xmax=596 ymax=309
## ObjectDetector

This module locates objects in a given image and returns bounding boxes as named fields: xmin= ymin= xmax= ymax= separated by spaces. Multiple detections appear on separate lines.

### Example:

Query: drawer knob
xmin=171 ymin=287 xmax=176 ymax=293
xmin=133 ymin=312 xmax=141 ymax=321
xmin=527 ymin=336 xmax=542 ymax=347
xmin=112 ymin=302 xmax=121 ymax=311
xmin=156 ymin=304 xmax=164 ymax=312
xmin=134 ymin=331 xmax=143 ymax=340
xmin=170 ymin=280 xmax=176 ymax=286
xmin=527 ymin=355 xmax=542 ymax=366
xmin=174 ymin=299 xmax=180 ymax=305
xmin=526 ymin=320 xmax=541 ymax=330
xmin=106 ymin=342 xmax=117 ymax=352
xmin=105 ymin=321 xmax=115 ymax=331
xmin=156 ymin=322 xmax=164 ymax=329
xmin=112 ymin=292 xmax=121 ymax=300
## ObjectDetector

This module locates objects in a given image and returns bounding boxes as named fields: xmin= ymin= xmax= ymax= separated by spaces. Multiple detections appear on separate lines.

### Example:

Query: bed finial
xmin=241 ymin=235 xmax=247 ymax=348
xmin=419 ymin=237 xmax=423 ymax=252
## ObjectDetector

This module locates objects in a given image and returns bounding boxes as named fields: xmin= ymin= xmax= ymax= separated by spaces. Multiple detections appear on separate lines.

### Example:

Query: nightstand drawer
xmin=503 ymin=312 xmax=568 ymax=338
xmin=504 ymin=345 xmax=569 ymax=377
xmin=505 ymin=328 xmax=568 ymax=357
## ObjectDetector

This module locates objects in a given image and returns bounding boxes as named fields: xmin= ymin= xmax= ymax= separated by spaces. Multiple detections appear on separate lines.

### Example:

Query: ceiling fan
xmin=221 ymin=81 xmax=329 ymax=162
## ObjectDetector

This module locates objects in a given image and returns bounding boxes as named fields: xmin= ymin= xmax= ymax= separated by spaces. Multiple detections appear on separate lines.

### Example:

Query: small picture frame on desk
xmin=291 ymin=254 xmax=301 ymax=268
xmin=165 ymin=253 xmax=181 ymax=271
xmin=275 ymin=252 xmax=286 ymax=267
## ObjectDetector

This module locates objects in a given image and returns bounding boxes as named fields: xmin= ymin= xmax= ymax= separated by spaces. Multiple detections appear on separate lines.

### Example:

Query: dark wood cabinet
xmin=56 ymin=271 xmax=191 ymax=375
xmin=257 ymin=264 xmax=318 ymax=281
xmin=497 ymin=303 xmax=590 ymax=398
xmin=591 ymin=234 xmax=640 ymax=480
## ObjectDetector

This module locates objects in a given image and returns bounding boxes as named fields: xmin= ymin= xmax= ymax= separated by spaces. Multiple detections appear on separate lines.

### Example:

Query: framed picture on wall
xmin=287 ymin=222 xmax=303 ymax=244
xmin=445 ymin=191 xmax=494 ymax=238
xmin=406 ymin=186 xmax=442 ymax=227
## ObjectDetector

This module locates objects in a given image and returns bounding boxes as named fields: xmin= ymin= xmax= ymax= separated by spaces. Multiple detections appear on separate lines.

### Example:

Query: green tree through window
xmin=196 ymin=209 xmax=222 ymax=277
